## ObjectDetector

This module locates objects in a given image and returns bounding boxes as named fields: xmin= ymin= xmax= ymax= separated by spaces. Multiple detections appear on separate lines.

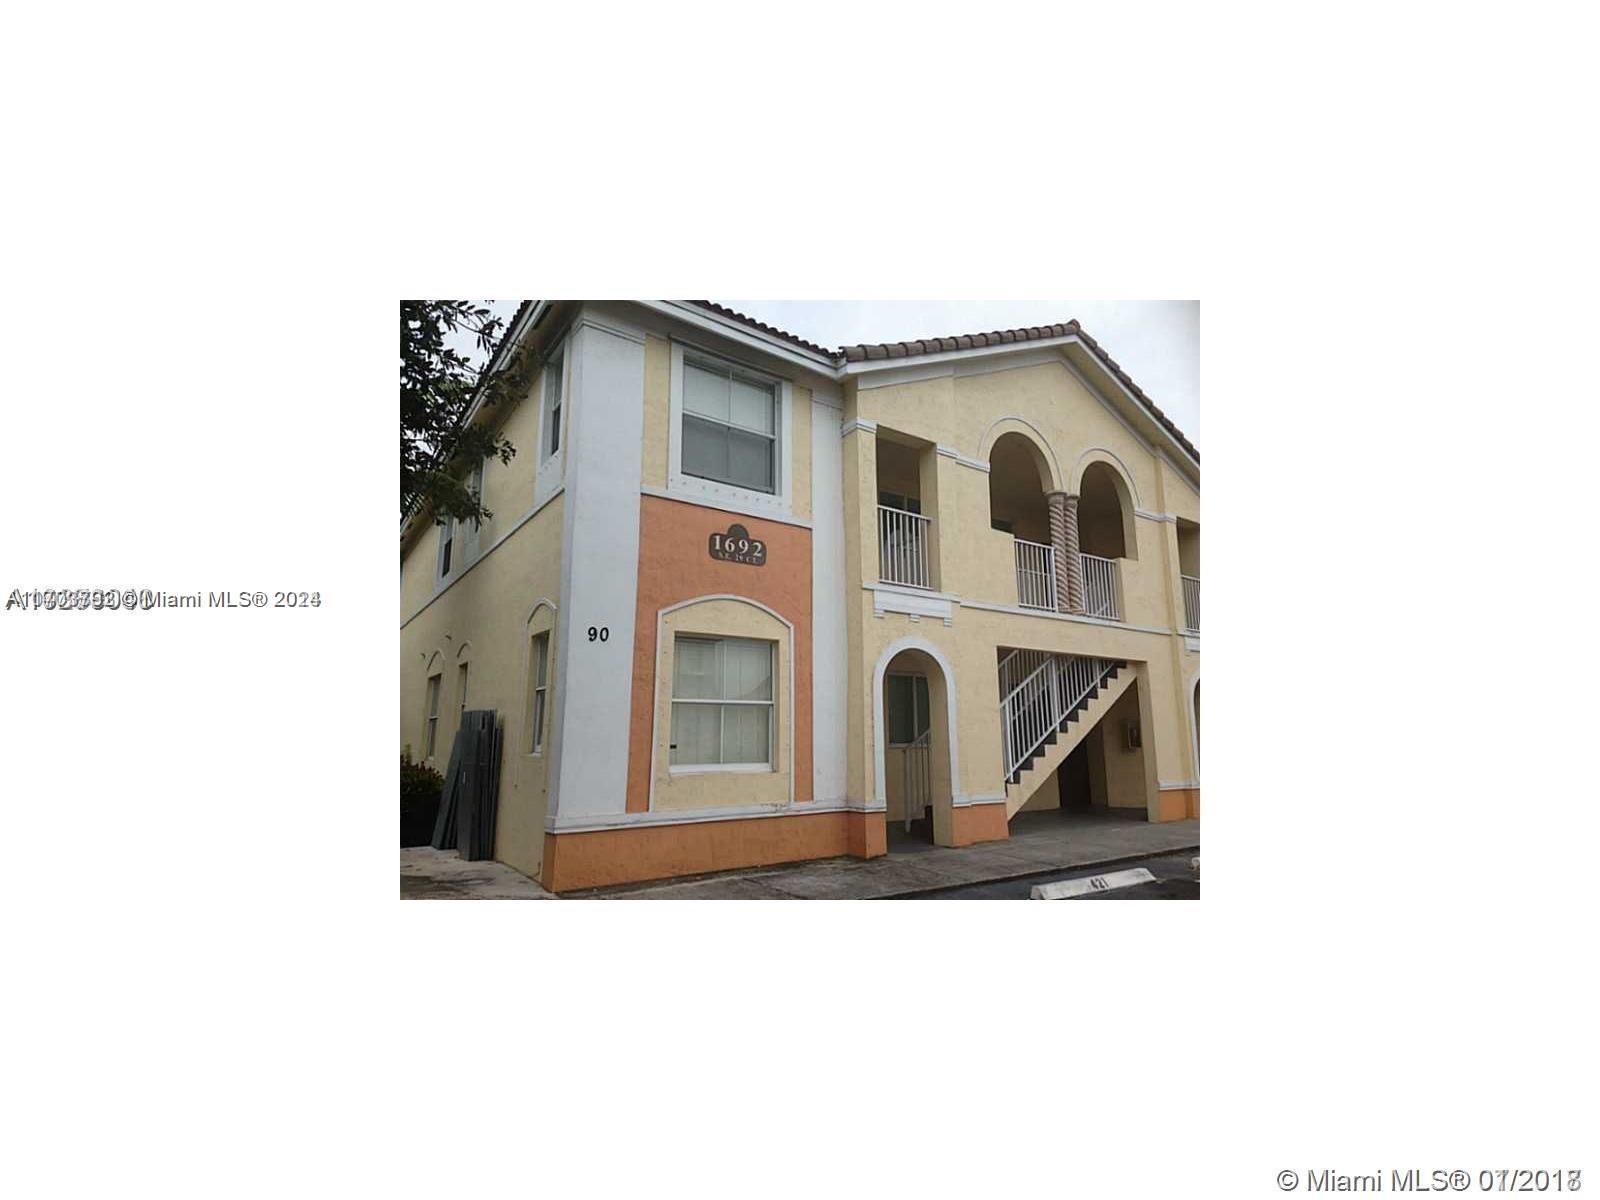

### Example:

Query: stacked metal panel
xmin=428 ymin=710 xmax=503 ymax=860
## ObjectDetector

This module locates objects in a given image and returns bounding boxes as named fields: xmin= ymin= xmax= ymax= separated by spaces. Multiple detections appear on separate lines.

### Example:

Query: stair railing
xmin=1001 ymin=656 xmax=1060 ymax=779
xmin=998 ymin=647 xmax=1050 ymax=699
xmin=1001 ymin=653 xmax=1120 ymax=781
xmin=902 ymin=728 xmax=932 ymax=832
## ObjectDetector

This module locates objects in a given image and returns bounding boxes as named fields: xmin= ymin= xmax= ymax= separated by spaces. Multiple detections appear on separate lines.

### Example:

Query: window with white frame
xmin=436 ymin=517 xmax=455 ymax=579
xmin=543 ymin=346 xmax=564 ymax=459
xmin=424 ymin=673 xmax=442 ymax=757
xmin=886 ymin=673 xmax=931 ymax=745
xmin=681 ymin=356 xmax=777 ymax=494
xmin=670 ymin=636 xmax=774 ymax=768
xmin=527 ymin=632 xmax=550 ymax=753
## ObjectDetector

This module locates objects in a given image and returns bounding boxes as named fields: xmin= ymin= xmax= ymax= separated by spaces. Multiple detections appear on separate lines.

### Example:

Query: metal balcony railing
xmin=1181 ymin=574 xmax=1199 ymax=633
xmin=1013 ymin=538 xmax=1057 ymax=611
xmin=1080 ymin=552 xmax=1122 ymax=621
xmin=877 ymin=505 xmax=932 ymax=589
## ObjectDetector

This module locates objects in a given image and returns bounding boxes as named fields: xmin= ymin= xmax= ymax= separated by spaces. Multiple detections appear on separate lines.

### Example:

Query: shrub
xmin=401 ymin=752 xmax=445 ymax=847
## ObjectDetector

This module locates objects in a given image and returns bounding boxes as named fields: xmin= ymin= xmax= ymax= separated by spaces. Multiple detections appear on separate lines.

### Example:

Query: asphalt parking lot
xmin=909 ymin=851 xmax=1199 ymax=899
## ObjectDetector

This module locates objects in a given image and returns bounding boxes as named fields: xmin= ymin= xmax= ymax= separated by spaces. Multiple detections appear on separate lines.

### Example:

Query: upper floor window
xmin=543 ymin=347 xmax=564 ymax=460
xmin=436 ymin=517 xmax=454 ymax=579
xmin=682 ymin=357 xmax=776 ymax=494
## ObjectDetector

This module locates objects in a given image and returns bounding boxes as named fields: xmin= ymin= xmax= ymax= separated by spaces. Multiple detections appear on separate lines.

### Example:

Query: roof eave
xmin=844 ymin=334 xmax=1199 ymax=479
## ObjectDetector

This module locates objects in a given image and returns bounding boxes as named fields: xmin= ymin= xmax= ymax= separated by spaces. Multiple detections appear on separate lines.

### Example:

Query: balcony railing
xmin=1182 ymin=574 xmax=1199 ymax=633
xmin=1013 ymin=538 xmax=1057 ymax=611
xmin=1080 ymin=552 xmax=1122 ymax=621
xmin=878 ymin=505 xmax=932 ymax=589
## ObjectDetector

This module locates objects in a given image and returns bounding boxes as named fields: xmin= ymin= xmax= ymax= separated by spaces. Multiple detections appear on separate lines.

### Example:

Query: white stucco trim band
xmin=935 ymin=444 xmax=991 ymax=472
xmin=638 ymin=485 xmax=813 ymax=530
xmin=954 ymin=793 xmax=1006 ymax=807
xmin=546 ymin=799 xmax=879 ymax=834
xmin=1159 ymin=780 xmax=1200 ymax=791
xmin=956 ymin=598 xmax=1176 ymax=637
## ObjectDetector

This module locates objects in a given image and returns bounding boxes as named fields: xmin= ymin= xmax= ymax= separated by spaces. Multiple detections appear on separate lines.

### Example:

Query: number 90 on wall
xmin=587 ymin=625 xmax=609 ymax=642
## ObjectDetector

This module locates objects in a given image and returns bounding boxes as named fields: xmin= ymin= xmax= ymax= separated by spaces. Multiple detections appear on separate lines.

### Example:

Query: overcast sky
xmin=467 ymin=299 xmax=1199 ymax=446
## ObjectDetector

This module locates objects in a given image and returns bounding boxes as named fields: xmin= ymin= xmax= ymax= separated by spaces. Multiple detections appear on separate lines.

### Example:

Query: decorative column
xmin=1047 ymin=491 xmax=1085 ymax=613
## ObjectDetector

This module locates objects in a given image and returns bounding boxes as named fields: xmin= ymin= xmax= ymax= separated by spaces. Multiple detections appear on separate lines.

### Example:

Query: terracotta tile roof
xmin=837 ymin=320 xmax=1084 ymax=363
xmin=688 ymin=300 xmax=836 ymax=358
xmin=736 ymin=305 xmax=1203 ymax=464
xmin=477 ymin=301 xmax=1198 ymax=464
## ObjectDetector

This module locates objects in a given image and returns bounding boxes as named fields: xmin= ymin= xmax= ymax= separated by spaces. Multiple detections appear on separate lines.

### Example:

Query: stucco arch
xmin=648 ymin=593 xmax=797 ymax=812
xmin=1189 ymin=672 xmax=1200 ymax=779
xmin=455 ymin=640 xmax=472 ymax=661
xmin=871 ymin=635 xmax=962 ymax=813
xmin=975 ymin=416 xmax=1064 ymax=493
xmin=523 ymin=597 xmax=558 ymax=626
xmin=424 ymin=649 xmax=443 ymax=674
xmin=1067 ymin=446 xmax=1141 ymax=507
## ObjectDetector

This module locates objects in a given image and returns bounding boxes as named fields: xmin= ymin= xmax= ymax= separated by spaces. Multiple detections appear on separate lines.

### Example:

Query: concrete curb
xmin=873 ymin=845 xmax=1201 ymax=899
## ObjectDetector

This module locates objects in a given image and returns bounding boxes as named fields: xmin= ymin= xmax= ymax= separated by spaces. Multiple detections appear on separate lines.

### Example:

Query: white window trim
xmin=423 ymin=673 xmax=442 ymax=759
xmin=667 ymin=340 xmax=793 ymax=521
xmin=668 ymin=761 xmax=775 ymax=776
xmin=668 ymin=636 xmax=776 ymax=772
xmin=885 ymin=671 xmax=930 ymax=747
xmin=528 ymin=631 xmax=550 ymax=756
xmin=534 ymin=336 xmax=571 ymax=511
xmin=463 ymin=462 xmax=484 ymax=560
xmin=435 ymin=518 xmax=455 ymax=584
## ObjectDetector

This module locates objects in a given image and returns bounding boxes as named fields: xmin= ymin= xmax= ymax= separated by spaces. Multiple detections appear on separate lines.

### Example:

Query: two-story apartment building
xmin=400 ymin=301 xmax=1200 ymax=893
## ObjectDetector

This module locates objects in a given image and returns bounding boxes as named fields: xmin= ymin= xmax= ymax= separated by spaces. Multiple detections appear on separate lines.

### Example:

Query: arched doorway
xmin=1191 ymin=676 xmax=1200 ymax=775
xmin=873 ymin=638 xmax=960 ymax=849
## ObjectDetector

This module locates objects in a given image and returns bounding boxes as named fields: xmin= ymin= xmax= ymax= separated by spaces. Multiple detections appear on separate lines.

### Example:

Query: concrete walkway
xmin=401 ymin=811 xmax=1199 ymax=900
xmin=401 ymin=846 xmax=556 ymax=899
xmin=596 ymin=811 xmax=1198 ymax=899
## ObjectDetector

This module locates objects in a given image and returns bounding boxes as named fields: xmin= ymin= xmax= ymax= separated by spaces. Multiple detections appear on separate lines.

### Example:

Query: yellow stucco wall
xmin=400 ymin=481 xmax=565 ymax=881
xmin=841 ymin=354 xmax=1200 ymax=819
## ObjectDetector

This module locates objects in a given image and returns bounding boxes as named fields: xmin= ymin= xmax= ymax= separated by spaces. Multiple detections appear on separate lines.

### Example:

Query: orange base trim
xmin=848 ymin=811 xmax=887 ymax=859
xmin=951 ymin=803 xmax=1009 ymax=847
xmin=540 ymin=809 xmax=878 ymax=893
xmin=1157 ymin=788 xmax=1199 ymax=821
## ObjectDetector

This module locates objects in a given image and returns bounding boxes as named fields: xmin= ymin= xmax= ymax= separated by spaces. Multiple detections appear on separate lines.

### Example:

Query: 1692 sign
xmin=708 ymin=523 xmax=767 ymax=567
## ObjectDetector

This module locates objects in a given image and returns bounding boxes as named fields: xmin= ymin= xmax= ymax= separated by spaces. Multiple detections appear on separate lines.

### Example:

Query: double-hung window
xmin=887 ymin=674 xmax=930 ymax=746
xmin=424 ymin=673 xmax=442 ymax=757
xmin=528 ymin=632 xmax=550 ymax=753
xmin=543 ymin=347 xmax=564 ymax=459
xmin=670 ymin=636 xmax=774 ymax=769
xmin=681 ymin=357 xmax=777 ymax=493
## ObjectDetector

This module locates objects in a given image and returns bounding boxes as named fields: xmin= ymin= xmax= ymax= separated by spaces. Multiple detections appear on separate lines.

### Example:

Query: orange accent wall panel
xmin=625 ymin=495 xmax=813 ymax=813
xmin=951 ymin=804 xmax=1009 ymax=847
xmin=541 ymin=811 xmax=849 ymax=892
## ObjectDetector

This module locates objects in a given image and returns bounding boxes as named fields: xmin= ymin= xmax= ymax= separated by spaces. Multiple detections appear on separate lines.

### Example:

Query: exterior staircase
xmin=999 ymin=652 xmax=1134 ymax=817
